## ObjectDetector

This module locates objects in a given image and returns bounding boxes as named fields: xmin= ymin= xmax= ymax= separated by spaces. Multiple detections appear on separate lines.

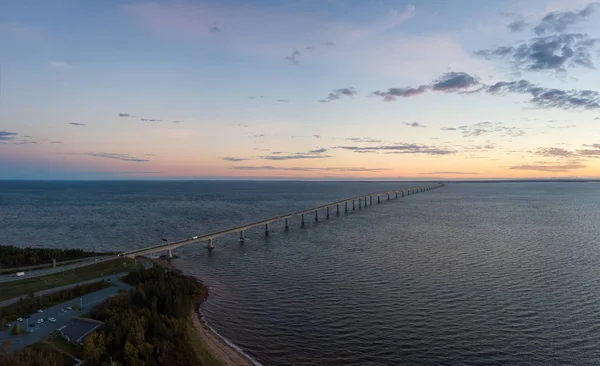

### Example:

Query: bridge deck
xmin=122 ymin=183 xmax=444 ymax=257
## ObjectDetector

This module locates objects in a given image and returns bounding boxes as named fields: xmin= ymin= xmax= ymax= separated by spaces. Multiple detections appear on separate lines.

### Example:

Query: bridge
xmin=121 ymin=182 xmax=444 ymax=258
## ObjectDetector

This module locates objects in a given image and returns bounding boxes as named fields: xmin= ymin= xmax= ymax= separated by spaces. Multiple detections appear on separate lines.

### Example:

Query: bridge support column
xmin=315 ymin=210 xmax=318 ymax=222
xmin=301 ymin=214 xmax=305 ymax=227
xmin=387 ymin=193 xmax=390 ymax=200
xmin=359 ymin=198 xmax=362 ymax=210
xmin=395 ymin=192 xmax=398 ymax=199
xmin=207 ymin=239 xmax=214 ymax=250
xmin=239 ymin=230 xmax=245 ymax=243
xmin=327 ymin=207 xmax=330 ymax=219
xmin=168 ymin=248 xmax=173 ymax=258
xmin=285 ymin=218 xmax=289 ymax=230
xmin=265 ymin=223 xmax=269 ymax=236
xmin=352 ymin=200 xmax=355 ymax=211
xmin=377 ymin=196 xmax=380 ymax=204
xmin=345 ymin=201 xmax=348 ymax=213
xmin=370 ymin=196 xmax=372 ymax=205
xmin=336 ymin=204 xmax=339 ymax=216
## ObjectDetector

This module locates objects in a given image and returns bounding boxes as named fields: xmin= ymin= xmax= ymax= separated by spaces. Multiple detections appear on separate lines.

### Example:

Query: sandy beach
xmin=151 ymin=257 xmax=255 ymax=366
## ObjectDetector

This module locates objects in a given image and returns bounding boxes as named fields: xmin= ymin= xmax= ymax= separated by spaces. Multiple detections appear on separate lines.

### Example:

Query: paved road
xmin=0 ymin=273 xmax=130 ymax=307
xmin=0 ymin=274 xmax=132 ymax=353
xmin=0 ymin=256 xmax=116 ymax=283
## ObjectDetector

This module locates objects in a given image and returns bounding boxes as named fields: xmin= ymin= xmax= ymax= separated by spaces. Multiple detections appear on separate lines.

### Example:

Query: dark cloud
xmin=119 ymin=113 xmax=137 ymax=118
xmin=248 ymin=96 xmax=264 ymax=100
xmin=346 ymin=137 xmax=383 ymax=143
xmin=310 ymin=148 xmax=328 ymax=153
xmin=304 ymin=46 xmax=314 ymax=51
xmin=442 ymin=122 xmax=525 ymax=138
xmin=578 ymin=149 xmax=600 ymax=157
xmin=231 ymin=165 xmax=389 ymax=172
xmin=324 ymin=41 xmax=335 ymax=47
xmin=140 ymin=118 xmax=163 ymax=122
xmin=420 ymin=171 xmax=480 ymax=175
xmin=509 ymin=163 xmax=586 ymax=172
xmin=68 ymin=152 xmax=149 ymax=162
xmin=285 ymin=49 xmax=301 ymax=64
xmin=0 ymin=131 xmax=18 ymax=141
xmin=260 ymin=154 xmax=331 ymax=160
xmin=372 ymin=85 xmax=429 ymax=101
xmin=319 ymin=87 xmax=357 ymax=103
xmin=221 ymin=157 xmax=249 ymax=162
xmin=313 ymin=134 xmax=321 ymax=138
xmin=249 ymin=133 xmax=265 ymax=138
xmin=486 ymin=79 xmax=600 ymax=110
xmin=535 ymin=147 xmax=575 ymax=157
xmin=431 ymin=72 xmax=480 ymax=92
xmin=209 ymin=25 xmax=222 ymax=33
xmin=475 ymin=33 xmax=599 ymax=72
xmin=403 ymin=122 xmax=426 ymax=128
xmin=441 ymin=127 xmax=457 ymax=131
xmin=69 ymin=123 xmax=86 ymax=126
xmin=583 ymin=143 xmax=600 ymax=149
xmin=335 ymin=143 xmax=455 ymax=155
xmin=534 ymin=3 xmax=600 ymax=35
xmin=508 ymin=19 xmax=528 ymax=32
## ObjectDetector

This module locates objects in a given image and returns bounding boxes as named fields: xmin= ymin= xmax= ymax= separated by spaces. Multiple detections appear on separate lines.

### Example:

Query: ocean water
xmin=2 ymin=181 xmax=600 ymax=365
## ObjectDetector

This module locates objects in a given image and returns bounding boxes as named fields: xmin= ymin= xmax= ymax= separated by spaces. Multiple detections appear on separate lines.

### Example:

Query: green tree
xmin=124 ymin=341 xmax=144 ymax=366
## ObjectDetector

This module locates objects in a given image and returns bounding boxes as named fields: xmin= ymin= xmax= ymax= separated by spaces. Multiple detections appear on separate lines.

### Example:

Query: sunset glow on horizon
xmin=2 ymin=0 xmax=600 ymax=180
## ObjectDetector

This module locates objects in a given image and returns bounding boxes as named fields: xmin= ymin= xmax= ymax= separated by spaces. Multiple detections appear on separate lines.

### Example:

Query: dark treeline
xmin=0 ymin=245 xmax=106 ymax=268
xmin=80 ymin=266 xmax=219 ymax=365
xmin=1 ymin=343 xmax=71 ymax=366
xmin=0 ymin=281 xmax=110 ymax=330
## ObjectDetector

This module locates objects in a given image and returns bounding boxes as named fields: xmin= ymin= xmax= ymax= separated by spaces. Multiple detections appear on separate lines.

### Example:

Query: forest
xmin=1 ymin=266 xmax=222 ymax=366
xmin=0 ymin=245 xmax=107 ymax=268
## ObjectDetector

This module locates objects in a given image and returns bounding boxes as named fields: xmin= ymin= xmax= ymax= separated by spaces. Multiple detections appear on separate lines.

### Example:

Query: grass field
xmin=45 ymin=331 xmax=83 ymax=359
xmin=0 ymin=258 xmax=139 ymax=301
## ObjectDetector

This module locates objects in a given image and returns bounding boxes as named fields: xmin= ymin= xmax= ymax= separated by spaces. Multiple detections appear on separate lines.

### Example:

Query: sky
xmin=1 ymin=0 xmax=600 ymax=180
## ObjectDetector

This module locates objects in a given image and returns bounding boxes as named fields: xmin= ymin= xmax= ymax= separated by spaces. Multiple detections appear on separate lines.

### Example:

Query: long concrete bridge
xmin=121 ymin=182 xmax=444 ymax=258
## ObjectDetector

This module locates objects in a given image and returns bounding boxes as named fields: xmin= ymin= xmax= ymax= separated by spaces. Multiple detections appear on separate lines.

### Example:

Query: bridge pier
xmin=345 ymin=201 xmax=348 ymax=213
xmin=301 ymin=214 xmax=305 ymax=227
xmin=315 ymin=210 xmax=318 ymax=222
xmin=285 ymin=218 xmax=289 ymax=230
xmin=239 ymin=230 xmax=245 ymax=243
xmin=207 ymin=238 xmax=214 ymax=250
xmin=265 ymin=223 xmax=269 ymax=236
xmin=359 ymin=198 xmax=362 ymax=210
xmin=336 ymin=204 xmax=340 ymax=216
xmin=370 ymin=196 xmax=372 ymax=205
xmin=395 ymin=191 xmax=398 ymax=199
xmin=353 ymin=200 xmax=355 ymax=211
xmin=377 ymin=195 xmax=380 ymax=204
xmin=327 ymin=207 xmax=330 ymax=219
xmin=167 ymin=248 xmax=173 ymax=258
xmin=387 ymin=193 xmax=390 ymax=200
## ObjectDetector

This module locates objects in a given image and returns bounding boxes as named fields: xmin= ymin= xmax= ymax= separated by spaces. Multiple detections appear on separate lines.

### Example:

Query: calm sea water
xmin=2 ymin=181 xmax=600 ymax=365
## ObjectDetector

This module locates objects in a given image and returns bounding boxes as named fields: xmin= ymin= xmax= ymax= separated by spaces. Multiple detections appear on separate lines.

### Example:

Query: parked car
xmin=37 ymin=309 xmax=43 ymax=313
xmin=48 ymin=317 xmax=56 ymax=323
xmin=16 ymin=317 xmax=23 ymax=322
xmin=61 ymin=309 xmax=67 ymax=313
xmin=66 ymin=306 xmax=72 ymax=310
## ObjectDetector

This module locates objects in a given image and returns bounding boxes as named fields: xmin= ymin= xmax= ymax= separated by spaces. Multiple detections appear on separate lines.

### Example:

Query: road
xmin=0 ymin=256 xmax=116 ymax=283
xmin=0 ymin=274 xmax=132 ymax=353
xmin=0 ymin=273 xmax=130 ymax=308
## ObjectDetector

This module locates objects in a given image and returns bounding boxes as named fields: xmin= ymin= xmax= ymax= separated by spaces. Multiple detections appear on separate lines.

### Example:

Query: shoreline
xmin=151 ymin=257 xmax=259 ymax=366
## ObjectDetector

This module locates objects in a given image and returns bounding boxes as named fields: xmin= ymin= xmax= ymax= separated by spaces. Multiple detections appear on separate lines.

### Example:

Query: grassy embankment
xmin=0 ymin=257 xmax=113 ymax=275
xmin=0 ymin=258 xmax=138 ymax=301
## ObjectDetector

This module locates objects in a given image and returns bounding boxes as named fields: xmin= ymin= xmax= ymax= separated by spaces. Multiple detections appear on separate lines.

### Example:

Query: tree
xmin=124 ymin=341 xmax=144 ymax=366
xmin=1 ymin=340 xmax=12 ymax=360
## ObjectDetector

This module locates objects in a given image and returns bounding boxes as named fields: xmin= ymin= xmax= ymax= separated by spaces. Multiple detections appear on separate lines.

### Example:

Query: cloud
xmin=346 ymin=137 xmax=383 ymax=143
xmin=172 ymin=120 xmax=183 ymax=124
xmin=119 ymin=113 xmax=137 ymax=117
xmin=508 ymin=20 xmax=528 ymax=32
xmin=441 ymin=127 xmax=457 ymax=131
xmin=69 ymin=123 xmax=86 ymax=126
xmin=319 ymin=87 xmax=357 ymax=103
xmin=324 ymin=41 xmax=335 ymax=47
xmin=221 ymin=157 xmax=249 ymax=162
xmin=583 ymin=143 xmax=600 ymax=149
xmin=402 ymin=122 xmax=426 ymax=128
xmin=248 ymin=96 xmax=264 ymax=100
xmin=420 ymin=171 xmax=479 ymax=175
xmin=68 ymin=152 xmax=149 ymax=162
xmin=260 ymin=154 xmax=331 ymax=160
xmin=534 ymin=3 xmax=600 ymax=35
xmin=49 ymin=141 xmax=62 ymax=144
xmin=486 ymin=79 xmax=600 ymax=110
xmin=231 ymin=165 xmax=390 ymax=172
xmin=431 ymin=72 xmax=480 ymax=92
xmin=310 ymin=148 xmax=328 ymax=153
xmin=50 ymin=60 xmax=70 ymax=68
xmin=372 ymin=85 xmax=429 ymax=101
xmin=475 ymin=33 xmax=599 ymax=73
xmin=0 ymin=131 xmax=18 ymax=141
xmin=209 ymin=25 xmax=222 ymax=33
xmin=278 ymin=99 xmax=289 ymax=103
xmin=335 ymin=143 xmax=455 ymax=155
xmin=509 ymin=163 xmax=586 ymax=172
xmin=448 ymin=122 xmax=526 ymax=138
xmin=313 ymin=134 xmax=321 ymax=138
xmin=248 ymin=133 xmax=265 ymax=138
xmin=285 ymin=48 xmax=301 ymax=64
xmin=535 ymin=147 xmax=575 ymax=157
xmin=140 ymin=118 xmax=163 ymax=122
xmin=548 ymin=124 xmax=576 ymax=128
